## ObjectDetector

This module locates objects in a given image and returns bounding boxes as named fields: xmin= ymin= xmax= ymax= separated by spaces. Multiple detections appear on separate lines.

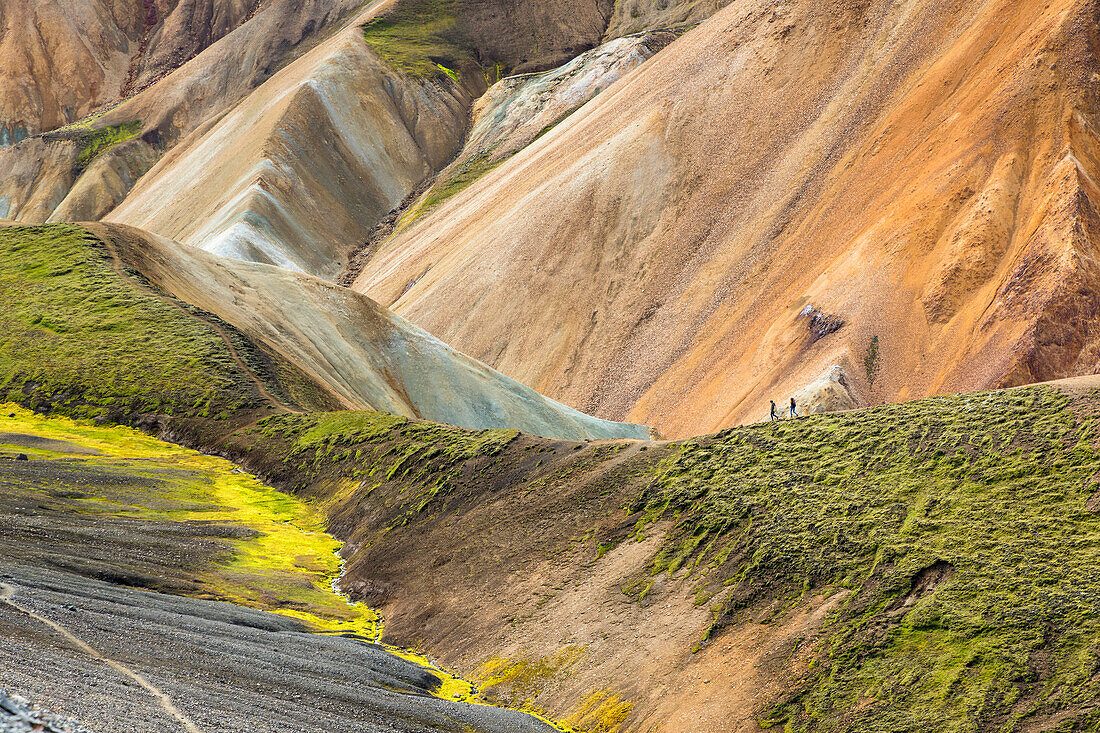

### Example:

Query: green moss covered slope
xmin=639 ymin=386 xmax=1100 ymax=731
xmin=361 ymin=0 xmax=477 ymax=80
xmin=0 ymin=224 xmax=334 ymax=430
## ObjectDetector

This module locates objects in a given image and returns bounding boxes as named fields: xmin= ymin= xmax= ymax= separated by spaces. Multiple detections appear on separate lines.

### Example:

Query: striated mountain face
xmin=0 ymin=0 xmax=372 ymax=223
xmin=0 ymin=0 xmax=141 ymax=146
xmin=122 ymin=0 xmax=261 ymax=95
xmin=345 ymin=30 xmax=678 ymax=271
xmin=104 ymin=27 xmax=476 ymax=278
xmin=90 ymin=223 xmax=649 ymax=440
xmin=353 ymin=0 xmax=1100 ymax=437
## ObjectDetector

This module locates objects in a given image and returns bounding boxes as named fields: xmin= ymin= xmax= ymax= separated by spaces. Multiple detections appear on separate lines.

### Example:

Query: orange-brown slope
xmin=353 ymin=0 xmax=1100 ymax=438
xmin=0 ymin=0 xmax=259 ymax=144
xmin=0 ymin=0 xmax=141 ymax=144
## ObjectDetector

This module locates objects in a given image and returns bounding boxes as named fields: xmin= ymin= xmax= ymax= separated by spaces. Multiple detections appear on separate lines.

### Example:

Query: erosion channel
xmin=0 ymin=405 xmax=558 ymax=733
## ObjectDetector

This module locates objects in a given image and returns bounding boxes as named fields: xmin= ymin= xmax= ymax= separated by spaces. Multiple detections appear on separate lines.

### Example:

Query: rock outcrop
xmin=0 ymin=689 xmax=92 ymax=733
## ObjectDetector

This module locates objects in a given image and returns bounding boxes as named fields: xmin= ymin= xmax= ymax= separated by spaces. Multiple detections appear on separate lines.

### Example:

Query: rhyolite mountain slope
xmin=0 ymin=0 xmax=371 ymax=222
xmin=0 ymin=0 xmax=675 ymax=277
xmin=353 ymin=0 xmax=1100 ymax=437
xmin=0 ymin=0 xmax=262 ymax=145
xmin=354 ymin=30 xmax=677 ymax=257
xmin=96 ymin=223 xmax=649 ymax=439
xmin=101 ymin=20 xmax=476 ymax=278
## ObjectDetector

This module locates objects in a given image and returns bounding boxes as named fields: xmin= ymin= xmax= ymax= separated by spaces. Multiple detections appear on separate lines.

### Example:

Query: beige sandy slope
xmin=83 ymin=0 xmax=371 ymax=151
xmin=353 ymin=0 xmax=1100 ymax=438
xmin=105 ymin=15 xmax=476 ymax=279
xmin=91 ymin=223 xmax=649 ymax=441
xmin=371 ymin=31 xmax=676 ymax=246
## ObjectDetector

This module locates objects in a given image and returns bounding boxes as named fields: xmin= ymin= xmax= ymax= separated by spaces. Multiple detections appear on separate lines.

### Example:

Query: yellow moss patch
xmin=0 ymin=404 xmax=578 ymax=730
xmin=470 ymin=646 xmax=613 ymax=730
xmin=0 ymin=403 xmax=380 ymax=639
xmin=563 ymin=690 xmax=633 ymax=733
xmin=473 ymin=649 xmax=630 ymax=733
xmin=386 ymin=645 xmax=483 ymax=702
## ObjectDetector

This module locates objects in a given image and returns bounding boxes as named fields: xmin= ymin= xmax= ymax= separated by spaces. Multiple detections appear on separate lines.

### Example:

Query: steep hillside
xmin=346 ymin=30 xmax=676 ymax=263
xmin=359 ymin=0 xmax=614 ymax=78
xmin=223 ymin=380 xmax=1100 ymax=732
xmin=0 ymin=223 xmax=646 ymax=440
xmin=0 ymin=0 xmax=141 ymax=145
xmin=353 ymin=0 xmax=1100 ymax=437
xmin=104 ymin=23 xmax=476 ymax=278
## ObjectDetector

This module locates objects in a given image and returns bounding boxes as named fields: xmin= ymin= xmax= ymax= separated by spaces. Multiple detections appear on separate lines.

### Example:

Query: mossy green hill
xmin=214 ymin=385 xmax=1100 ymax=731
xmin=641 ymin=387 xmax=1100 ymax=731
xmin=0 ymin=224 xmax=334 ymax=436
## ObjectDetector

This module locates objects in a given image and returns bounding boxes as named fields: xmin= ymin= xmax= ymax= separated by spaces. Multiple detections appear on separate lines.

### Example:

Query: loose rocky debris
xmin=0 ymin=691 xmax=94 ymax=733
xmin=799 ymin=305 xmax=845 ymax=341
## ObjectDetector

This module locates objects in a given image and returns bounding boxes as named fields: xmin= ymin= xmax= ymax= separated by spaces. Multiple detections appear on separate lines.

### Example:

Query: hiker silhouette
xmin=790 ymin=397 xmax=798 ymax=418
xmin=770 ymin=400 xmax=779 ymax=421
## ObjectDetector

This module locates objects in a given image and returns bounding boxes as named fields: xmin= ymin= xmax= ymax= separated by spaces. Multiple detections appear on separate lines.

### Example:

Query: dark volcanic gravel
xmin=0 ymin=565 xmax=553 ymax=733
xmin=0 ymin=449 xmax=555 ymax=733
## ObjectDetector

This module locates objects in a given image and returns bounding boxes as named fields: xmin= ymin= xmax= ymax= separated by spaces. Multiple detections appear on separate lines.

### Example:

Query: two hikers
xmin=770 ymin=397 xmax=798 ymax=421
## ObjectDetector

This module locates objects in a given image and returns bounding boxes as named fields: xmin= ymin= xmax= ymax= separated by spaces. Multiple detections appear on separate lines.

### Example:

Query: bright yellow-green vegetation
xmin=563 ymin=691 xmax=633 ymax=733
xmin=387 ymin=645 xmax=484 ymax=703
xmin=47 ymin=110 xmax=107 ymax=135
xmin=0 ymin=404 xmax=574 ymax=726
xmin=361 ymin=0 xmax=473 ymax=79
xmin=477 ymin=647 xmax=585 ymax=709
xmin=0 ymin=404 xmax=379 ymax=638
xmin=473 ymin=650 xmax=629 ymax=733
xmin=255 ymin=411 xmax=519 ymax=520
xmin=0 ymin=225 xmax=262 ymax=422
xmin=75 ymin=122 xmax=142 ymax=172
xmin=475 ymin=649 xmax=612 ymax=732
xmin=633 ymin=386 xmax=1100 ymax=731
